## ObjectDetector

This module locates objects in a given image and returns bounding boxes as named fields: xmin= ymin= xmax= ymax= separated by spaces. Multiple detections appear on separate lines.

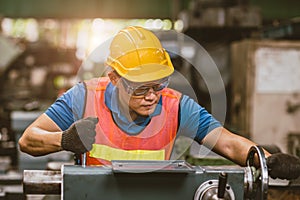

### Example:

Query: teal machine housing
xmin=23 ymin=146 xmax=267 ymax=200
xmin=62 ymin=160 xmax=244 ymax=200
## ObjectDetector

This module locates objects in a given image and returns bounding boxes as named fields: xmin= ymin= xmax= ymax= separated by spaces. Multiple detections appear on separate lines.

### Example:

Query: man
xmin=19 ymin=26 xmax=300 ymax=180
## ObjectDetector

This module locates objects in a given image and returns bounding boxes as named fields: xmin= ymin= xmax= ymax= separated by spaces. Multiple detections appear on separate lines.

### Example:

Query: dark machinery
xmin=23 ymin=145 xmax=268 ymax=200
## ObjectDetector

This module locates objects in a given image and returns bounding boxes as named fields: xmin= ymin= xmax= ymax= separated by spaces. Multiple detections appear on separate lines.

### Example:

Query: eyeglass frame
xmin=120 ymin=77 xmax=170 ymax=97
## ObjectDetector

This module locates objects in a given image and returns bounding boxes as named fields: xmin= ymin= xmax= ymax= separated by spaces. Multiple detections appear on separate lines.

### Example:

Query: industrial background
xmin=0 ymin=0 xmax=300 ymax=199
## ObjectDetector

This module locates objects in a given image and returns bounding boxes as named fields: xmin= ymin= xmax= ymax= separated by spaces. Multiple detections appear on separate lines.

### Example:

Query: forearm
xmin=19 ymin=114 xmax=98 ymax=156
xmin=18 ymin=113 xmax=64 ymax=156
xmin=227 ymin=134 xmax=271 ymax=167
xmin=219 ymin=133 xmax=268 ymax=166
xmin=19 ymin=127 xmax=63 ymax=156
xmin=203 ymin=127 xmax=271 ymax=166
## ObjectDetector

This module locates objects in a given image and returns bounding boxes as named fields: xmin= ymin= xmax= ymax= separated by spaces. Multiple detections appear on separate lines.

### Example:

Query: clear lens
xmin=121 ymin=77 xmax=169 ymax=96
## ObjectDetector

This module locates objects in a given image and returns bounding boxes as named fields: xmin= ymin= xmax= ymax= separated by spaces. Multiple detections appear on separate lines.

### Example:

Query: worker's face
xmin=125 ymin=87 xmax=161 ymax=117
xmin=108 ymin=71 xmax=168 ymax=119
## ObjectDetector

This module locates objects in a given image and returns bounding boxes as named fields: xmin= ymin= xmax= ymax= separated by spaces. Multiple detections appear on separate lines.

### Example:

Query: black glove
xmin=266 ymin=153 xmax=300 ymax=180
xmin=61 ymin=117 xmax=98 ymax=154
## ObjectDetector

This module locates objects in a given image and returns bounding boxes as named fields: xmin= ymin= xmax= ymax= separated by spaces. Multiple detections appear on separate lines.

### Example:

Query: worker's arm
xmin=19 ymin=113 xmax=98 ymax=156
xmin=18 ymin=113 xmax=63 ymax=156
xmin=202 ymin=127 xmax=271 ymax=167
xmin=202 ymin=127 xmax=300 ymax=180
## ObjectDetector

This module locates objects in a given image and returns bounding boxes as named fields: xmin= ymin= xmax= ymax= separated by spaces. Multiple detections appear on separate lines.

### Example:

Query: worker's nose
xmin=144 ymin=88 xmax=158 ymax=99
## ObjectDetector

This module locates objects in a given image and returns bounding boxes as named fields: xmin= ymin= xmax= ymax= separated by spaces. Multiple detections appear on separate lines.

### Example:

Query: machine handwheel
xmin=246 ymin=145 xmax=269 ymax=200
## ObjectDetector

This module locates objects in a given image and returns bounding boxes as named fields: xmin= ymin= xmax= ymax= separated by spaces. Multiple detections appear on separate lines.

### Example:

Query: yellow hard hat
xmin=106 ymin=26 xmax=174 ymax=82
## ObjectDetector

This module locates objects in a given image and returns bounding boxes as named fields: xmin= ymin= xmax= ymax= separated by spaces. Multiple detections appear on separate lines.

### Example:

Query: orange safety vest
xmin=83 ymin=77 xmax=181 ymax=166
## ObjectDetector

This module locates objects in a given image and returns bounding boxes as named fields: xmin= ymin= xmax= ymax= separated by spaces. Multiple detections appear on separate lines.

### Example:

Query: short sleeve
xmin=45 ymin=83 xmax=86 ymax=131
xmin=177 ymin=95 xmax=222 ymax=143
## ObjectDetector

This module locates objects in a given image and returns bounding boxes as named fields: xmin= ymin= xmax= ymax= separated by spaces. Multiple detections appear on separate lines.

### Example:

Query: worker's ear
xmin=107 ymin=71 xmax=120 ymax=86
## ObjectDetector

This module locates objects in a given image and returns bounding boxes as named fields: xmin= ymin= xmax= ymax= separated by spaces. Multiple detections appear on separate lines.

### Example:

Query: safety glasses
xmin=120 ymin=77 xmax=170 ymax=97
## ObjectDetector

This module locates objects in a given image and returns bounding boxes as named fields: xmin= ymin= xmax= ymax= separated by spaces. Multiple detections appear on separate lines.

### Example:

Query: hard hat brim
xmin=121 ymin=63 xmax=174 ymax=82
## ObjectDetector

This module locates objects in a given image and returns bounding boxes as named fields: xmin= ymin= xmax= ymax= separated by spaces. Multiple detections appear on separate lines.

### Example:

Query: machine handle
xmin=246 ymin=145 xmax=269 ymax=200
xmin=218 ymin=172 xmax=228 ymax=199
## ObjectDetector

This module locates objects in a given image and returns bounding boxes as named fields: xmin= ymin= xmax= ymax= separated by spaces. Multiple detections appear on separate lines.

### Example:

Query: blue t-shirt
xmin=45 ymin=82 xmax=221 ymax=143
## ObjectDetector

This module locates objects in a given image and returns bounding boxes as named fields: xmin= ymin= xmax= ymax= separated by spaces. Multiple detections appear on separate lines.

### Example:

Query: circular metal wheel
xmin=246 ymin=145 xmax=269 ymax=200
xmin=194 ymin=180 xmax=235 ymax=200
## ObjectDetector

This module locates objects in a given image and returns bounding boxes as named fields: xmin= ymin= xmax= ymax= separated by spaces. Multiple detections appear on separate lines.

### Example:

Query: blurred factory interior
xmin=0 ymin=0 xmax=300 ymax=199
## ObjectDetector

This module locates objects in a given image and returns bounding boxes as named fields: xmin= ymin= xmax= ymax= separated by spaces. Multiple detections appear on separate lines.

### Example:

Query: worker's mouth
xmin=142 ymin=104 xmax=155 ymax=109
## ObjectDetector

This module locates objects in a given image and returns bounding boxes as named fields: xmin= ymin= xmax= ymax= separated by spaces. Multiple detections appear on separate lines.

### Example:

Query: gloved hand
xmin=61 ymin=117 xmax=98 ymax=154
xmin=267 ymin=153 xmax=300 ymax=180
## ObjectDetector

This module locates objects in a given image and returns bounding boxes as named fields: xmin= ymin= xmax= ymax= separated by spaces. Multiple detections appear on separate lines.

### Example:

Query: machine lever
xmin=218 ymin=172 xmax=228 ymax=199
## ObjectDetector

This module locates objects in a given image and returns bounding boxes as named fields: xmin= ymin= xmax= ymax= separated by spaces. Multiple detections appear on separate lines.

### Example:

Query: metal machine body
xmin=62 ymin=161 xmax=244 ymax=200
xmin=23 ymin=146 xmax=268 ymax=200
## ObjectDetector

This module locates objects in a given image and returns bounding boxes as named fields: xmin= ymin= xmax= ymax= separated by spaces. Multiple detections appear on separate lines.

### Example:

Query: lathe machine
xmin=23 ymin=146 xmax=268 ymax=200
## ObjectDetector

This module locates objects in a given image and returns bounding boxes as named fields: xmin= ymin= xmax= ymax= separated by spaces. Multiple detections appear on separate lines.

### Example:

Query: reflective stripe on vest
xmin=90 ymin=144 xmax=165 ymax=161
xmin=83 ymin=77 xmax=181 ymax=166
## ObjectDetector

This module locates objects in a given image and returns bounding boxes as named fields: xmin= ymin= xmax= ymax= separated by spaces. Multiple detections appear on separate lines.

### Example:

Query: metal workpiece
xmin=0 ymin=170 xmax=23 ymax=199
xmin=23 ymin=170 xmax=61 ymax=194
